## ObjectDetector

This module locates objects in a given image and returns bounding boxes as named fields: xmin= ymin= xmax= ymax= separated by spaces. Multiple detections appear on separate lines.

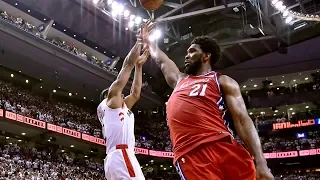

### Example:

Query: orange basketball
xmin=139 ymin=0 xmax=163 ymax=11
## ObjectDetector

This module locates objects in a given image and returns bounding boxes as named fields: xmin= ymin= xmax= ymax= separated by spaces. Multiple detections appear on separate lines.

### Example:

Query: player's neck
xmin=194 ymin=66 xmax=212 ymax=76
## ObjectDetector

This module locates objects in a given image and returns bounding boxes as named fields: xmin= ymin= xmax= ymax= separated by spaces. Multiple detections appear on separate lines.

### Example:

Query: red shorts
xmin=174 ymin=136 xmax=256 ymax=180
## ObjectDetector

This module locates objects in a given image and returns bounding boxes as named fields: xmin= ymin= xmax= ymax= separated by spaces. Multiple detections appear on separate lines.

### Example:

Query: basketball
xmin=139 ymin=0 xmax=163 ymax=11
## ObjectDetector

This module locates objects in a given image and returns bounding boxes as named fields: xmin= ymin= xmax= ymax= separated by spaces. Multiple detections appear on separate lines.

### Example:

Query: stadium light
xmin=130 ymin=14 xmax=135 ymax=21
xmin=283 ymin=10 xmax=289 ymax=17
xmin=117 ymin=4 xmax=124 ymax=15
xmin=124 ymin=10 xmax=130 ymax=18
xmin=279 ymin=5 xmax=286 ymax=12
xmin=154 ymin=30 xmax=161 ymax=39
xmin=271 ymin=0 xmax=279 ymax=5
xmin=285 ymin=16 xmax=293 ymax=24
xmin=149 ymin=29 xmax=161 ymax=42
xmin=275 ymin=1 xmax=283 ymax=9
xmin=135 ymin=16 xmax=142 ymax=24
xmin=93 ymin=0 xmax=100 ymax=4
xmin=107 ymin=0 xmax=113 ymax=5
xmin=112 ymin=9 xmax=118 ymax=17
xmin=128 ymin=21 xmax=134 ymax=28
xmin=111 ymin=1 xmax=118 ymax=10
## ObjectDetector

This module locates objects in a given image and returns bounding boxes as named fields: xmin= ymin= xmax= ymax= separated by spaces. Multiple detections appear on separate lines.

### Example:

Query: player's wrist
xmin=135 ymin=64 xmax=143 ymax=69
xmin=255 ymin=158 xmax=268 ymax=167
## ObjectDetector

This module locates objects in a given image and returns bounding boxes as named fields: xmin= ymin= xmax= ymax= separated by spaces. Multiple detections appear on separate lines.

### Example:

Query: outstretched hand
xmin=136 ymin=48 xmax=150 ymax=67
xmin=137 ymin=20 xmax=156 ymax=46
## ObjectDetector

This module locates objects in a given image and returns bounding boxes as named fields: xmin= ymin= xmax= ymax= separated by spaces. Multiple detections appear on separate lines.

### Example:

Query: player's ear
xmin=204 ymin=53 xmax=211 ymax=62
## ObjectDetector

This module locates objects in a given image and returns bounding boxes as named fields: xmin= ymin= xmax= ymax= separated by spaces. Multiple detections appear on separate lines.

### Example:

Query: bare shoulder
xmin=218 ymin=75 xmax=240 ymax=93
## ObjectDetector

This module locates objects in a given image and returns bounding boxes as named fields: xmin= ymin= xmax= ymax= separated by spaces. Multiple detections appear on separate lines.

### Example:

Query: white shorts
xmin=105 ymin=148 xmax=145 ymax=180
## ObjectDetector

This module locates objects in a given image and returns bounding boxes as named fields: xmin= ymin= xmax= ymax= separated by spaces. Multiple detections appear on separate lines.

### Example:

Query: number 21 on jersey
xmin=189 ymin=84 xmax=208 ymax=96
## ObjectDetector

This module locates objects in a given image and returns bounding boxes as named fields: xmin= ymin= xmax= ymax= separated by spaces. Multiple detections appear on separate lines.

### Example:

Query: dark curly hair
xmin=191 ymin=36 xmax=221 ymax=68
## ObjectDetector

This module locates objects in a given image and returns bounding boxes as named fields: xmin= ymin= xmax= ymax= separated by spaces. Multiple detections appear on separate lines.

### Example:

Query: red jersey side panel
xmin=166 ymin=71 xmax=232 ymax=163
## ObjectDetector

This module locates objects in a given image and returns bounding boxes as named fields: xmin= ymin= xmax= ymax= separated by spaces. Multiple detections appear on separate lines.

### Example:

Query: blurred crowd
xmin=135 ymin=111 xmax=172 ymax=152
xmin=275 ymin=171 xmax=320 ymax=180
xmin=0 ymin=142 xmax=104 ymax=179
xmin=0 ymin=10 xmax=118 ymax=75
xmin=1 ymin=4 xmax=320 ymax=180
xmin=254 ymin=109 xmax=320 ymax=125
xmin=260 ymin=131 xmax=320 ymax=153
xmin=0 ymin=9 xmax=155 ymax=94
xmin=0 ymin=80 xmax=102 ymax=137
xmin=0 ymin=80 xmax=172 ymax=151
xmin=2 ymin=79 xmax=320 ymax=153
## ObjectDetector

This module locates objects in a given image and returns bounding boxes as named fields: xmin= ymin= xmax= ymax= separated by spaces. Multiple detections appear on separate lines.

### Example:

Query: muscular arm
xmin=107 ymin=42 xmax=140 ymax=109
xmin=149 ymin=42 xmax=183 ymax=88
xmin=125 ymin=65 xmax=143 ymax=109
xmin=219 ymin=75 xmax=267 ymax=166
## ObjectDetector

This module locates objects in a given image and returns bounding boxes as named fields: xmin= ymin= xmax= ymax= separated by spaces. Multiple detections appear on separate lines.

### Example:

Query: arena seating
xmin=1 ymin=6 xmax=320 ymax=179
xmin=260 ymin=133 xmax=320 ymax=153
xmin=0 ymin=10 xmax=153 ymax=93
xmin=274 ymin=171 xmax=320 ymax=180
xmin=2 ymin=78 xmax=320 ymax=152
xmin=0 ymin=141 xmax=104 ymax=179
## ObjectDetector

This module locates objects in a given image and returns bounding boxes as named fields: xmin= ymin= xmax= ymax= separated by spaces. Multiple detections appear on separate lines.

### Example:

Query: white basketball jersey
xmin=97 ymin=99 xmax=136 ymax=154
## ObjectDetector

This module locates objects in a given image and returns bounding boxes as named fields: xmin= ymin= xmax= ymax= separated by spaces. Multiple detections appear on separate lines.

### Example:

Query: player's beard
xmin=184 ymin=59 xmax=202 ymax=75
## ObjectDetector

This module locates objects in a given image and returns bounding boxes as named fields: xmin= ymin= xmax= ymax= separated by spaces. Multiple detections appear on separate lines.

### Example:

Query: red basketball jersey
xmin=166 ymin=71 xmax=233 ymax=163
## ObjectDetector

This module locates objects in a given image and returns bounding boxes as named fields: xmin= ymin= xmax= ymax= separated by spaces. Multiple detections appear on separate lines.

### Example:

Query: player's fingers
xmin=145 ymin=20 xmax=153 ymax=28
xmin=136 ymin=35 xmax=150 ymax=45
xmin=147 ymin=22 xmax=156 ymax=31
xmin=141 ymin=48 xmax=150 ymax=58
xmin=133 ymin=40 xmax=142 ymax=54
xmin=141 ymin=20 xmax=154 ymax=35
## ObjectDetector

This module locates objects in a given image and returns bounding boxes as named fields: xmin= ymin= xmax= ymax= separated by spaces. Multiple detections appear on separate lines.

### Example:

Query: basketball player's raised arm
xmin=124 ymin=54 xmax=148 ymax=109
xmin=149 ymin=42 xmax=182 ymax=88
xmin=139 ymin=22 xmax=182 ymax=88
xmin=107 ymin=42 xmax=148 ymax=109
xmin=219 ymin=75 xmax=271 ymax=173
